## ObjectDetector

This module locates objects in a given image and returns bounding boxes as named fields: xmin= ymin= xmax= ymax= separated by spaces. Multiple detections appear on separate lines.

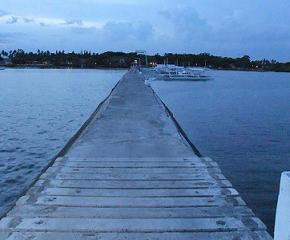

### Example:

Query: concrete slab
xmin=38 ymin=187 xmax=238 ymax=197
xmin=0 ymin=231 xmax=273 ymax=240
xmin=8 ymin=205 xmax=253 ymax=218
xmin=0 ymin=217 xmax=266 ymax=232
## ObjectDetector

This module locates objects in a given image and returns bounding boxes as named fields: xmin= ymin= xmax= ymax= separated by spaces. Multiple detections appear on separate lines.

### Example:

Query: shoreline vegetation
xmin=1 ymin=49 xmax=290 ymax=72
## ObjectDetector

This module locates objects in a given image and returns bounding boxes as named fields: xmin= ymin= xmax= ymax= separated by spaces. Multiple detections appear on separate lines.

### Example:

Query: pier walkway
xmin=0 ymin=70 xmax=272 ymax=239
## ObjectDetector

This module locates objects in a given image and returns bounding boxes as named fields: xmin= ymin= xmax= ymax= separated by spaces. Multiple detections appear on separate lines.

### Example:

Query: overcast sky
xmin=0 ymin=0 xmax=290 ymax=61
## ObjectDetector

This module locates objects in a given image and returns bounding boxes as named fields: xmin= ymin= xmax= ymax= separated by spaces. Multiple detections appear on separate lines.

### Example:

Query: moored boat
xmin=158 ymin=66 xmax=212 ymax=81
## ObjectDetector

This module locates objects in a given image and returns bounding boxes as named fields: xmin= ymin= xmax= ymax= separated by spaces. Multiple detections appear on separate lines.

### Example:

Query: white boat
xmin=158 ymin=66 xmax=212 ymax=81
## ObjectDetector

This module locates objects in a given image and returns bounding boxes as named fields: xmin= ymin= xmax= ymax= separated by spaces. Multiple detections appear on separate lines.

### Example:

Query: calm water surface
xmin=151 ymin=70 xmax=290 ymax=235
xmin=0 ymin=68 xmax=125 ymax=215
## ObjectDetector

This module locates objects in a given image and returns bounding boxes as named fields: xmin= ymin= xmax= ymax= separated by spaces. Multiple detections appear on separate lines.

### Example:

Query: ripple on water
xmin=0 ymin=68 xmax=124 ymax=218
xmin=7 ymin=138 xmax=19 ymax=141
xmin=0 ymin=149 xmax=18 ymax=153
xmin=4 ymin=178 xmax=18 ymax=184
xmin=37 ymin=130 xmax=48 ymax=135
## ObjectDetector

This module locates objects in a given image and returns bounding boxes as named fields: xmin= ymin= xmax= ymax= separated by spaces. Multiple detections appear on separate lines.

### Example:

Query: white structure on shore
xmin=274 ymin=171 xmax=290 ymax=240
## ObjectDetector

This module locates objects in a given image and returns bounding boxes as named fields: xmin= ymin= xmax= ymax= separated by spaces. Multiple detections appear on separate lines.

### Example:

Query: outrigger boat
xmin=152 ymin=65 xmax=212 ymax=81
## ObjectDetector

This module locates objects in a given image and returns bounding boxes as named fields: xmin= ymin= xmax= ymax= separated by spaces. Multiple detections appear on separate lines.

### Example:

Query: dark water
xmin=0 ymin=68 xmax=125 ymax=215
xmin=151 ymin=70 xmax=290 ymax=235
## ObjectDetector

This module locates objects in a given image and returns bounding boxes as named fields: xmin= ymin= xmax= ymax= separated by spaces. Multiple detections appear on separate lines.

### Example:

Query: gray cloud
xmin=160 ymin=6 xmax=209 ymax=36
xmin=157 ymin=6 xmax=214 ymax=53
xmin=103 ymin=21 xmax=154 ymax=41
xmin=65 ymin=19 xmax=83 ymax=26
xmin=6 ymin=16 xmax=18 ymax=24
xmin=39 ymin=22 xmax=47 ymax=27
xmin=23 ymin=18 xmax=34 ymax=23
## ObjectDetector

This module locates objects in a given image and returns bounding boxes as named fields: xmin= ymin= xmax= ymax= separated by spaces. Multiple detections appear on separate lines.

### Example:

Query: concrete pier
xmin=0 ymin=70 xmax=272 ymax=239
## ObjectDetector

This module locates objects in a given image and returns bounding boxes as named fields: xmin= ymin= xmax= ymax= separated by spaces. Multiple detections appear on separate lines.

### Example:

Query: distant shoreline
xmin=1 ymin=65 xmax=128 ymax=70
xmin=1 ymin=50 xmax=290 ymax=73
xmin=2 ymin=65 xmax=290 ymax=73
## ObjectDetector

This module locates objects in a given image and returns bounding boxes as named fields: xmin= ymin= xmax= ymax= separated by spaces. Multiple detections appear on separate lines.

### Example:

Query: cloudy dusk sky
xmin=0 ymin=0 xmax=290 ymax=61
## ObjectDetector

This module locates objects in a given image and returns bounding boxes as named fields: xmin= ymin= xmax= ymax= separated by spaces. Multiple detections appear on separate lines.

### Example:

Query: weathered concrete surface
xmin=0 ymin=70 xmax=272 ymax=239
xmin=65 ymin=69 xmax=195 ymax=158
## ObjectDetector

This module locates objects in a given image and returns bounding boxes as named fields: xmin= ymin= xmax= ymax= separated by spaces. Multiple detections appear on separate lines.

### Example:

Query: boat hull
xmin=160 ymin=76 xmax=211 ymax=81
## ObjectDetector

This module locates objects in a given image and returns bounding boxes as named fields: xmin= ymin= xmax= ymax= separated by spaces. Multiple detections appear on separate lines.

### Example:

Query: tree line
xmin=1 ymin=49 xmax=290 ymax=72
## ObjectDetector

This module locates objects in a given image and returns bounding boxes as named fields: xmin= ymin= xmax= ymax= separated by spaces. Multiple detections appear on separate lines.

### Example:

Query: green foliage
xmin=0 ymin=49 xmax=289 ymax=72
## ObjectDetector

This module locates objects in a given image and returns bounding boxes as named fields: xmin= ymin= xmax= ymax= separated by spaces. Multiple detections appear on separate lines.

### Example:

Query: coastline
xmin=1 ymin=65 xmax=129 ymax=70
xmin=2 ymin=65 xmax=290 ymax=73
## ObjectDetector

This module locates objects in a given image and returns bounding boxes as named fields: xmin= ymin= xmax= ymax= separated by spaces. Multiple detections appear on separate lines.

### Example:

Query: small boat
xmin=0 ymin=67 xmax=5 ymax=70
